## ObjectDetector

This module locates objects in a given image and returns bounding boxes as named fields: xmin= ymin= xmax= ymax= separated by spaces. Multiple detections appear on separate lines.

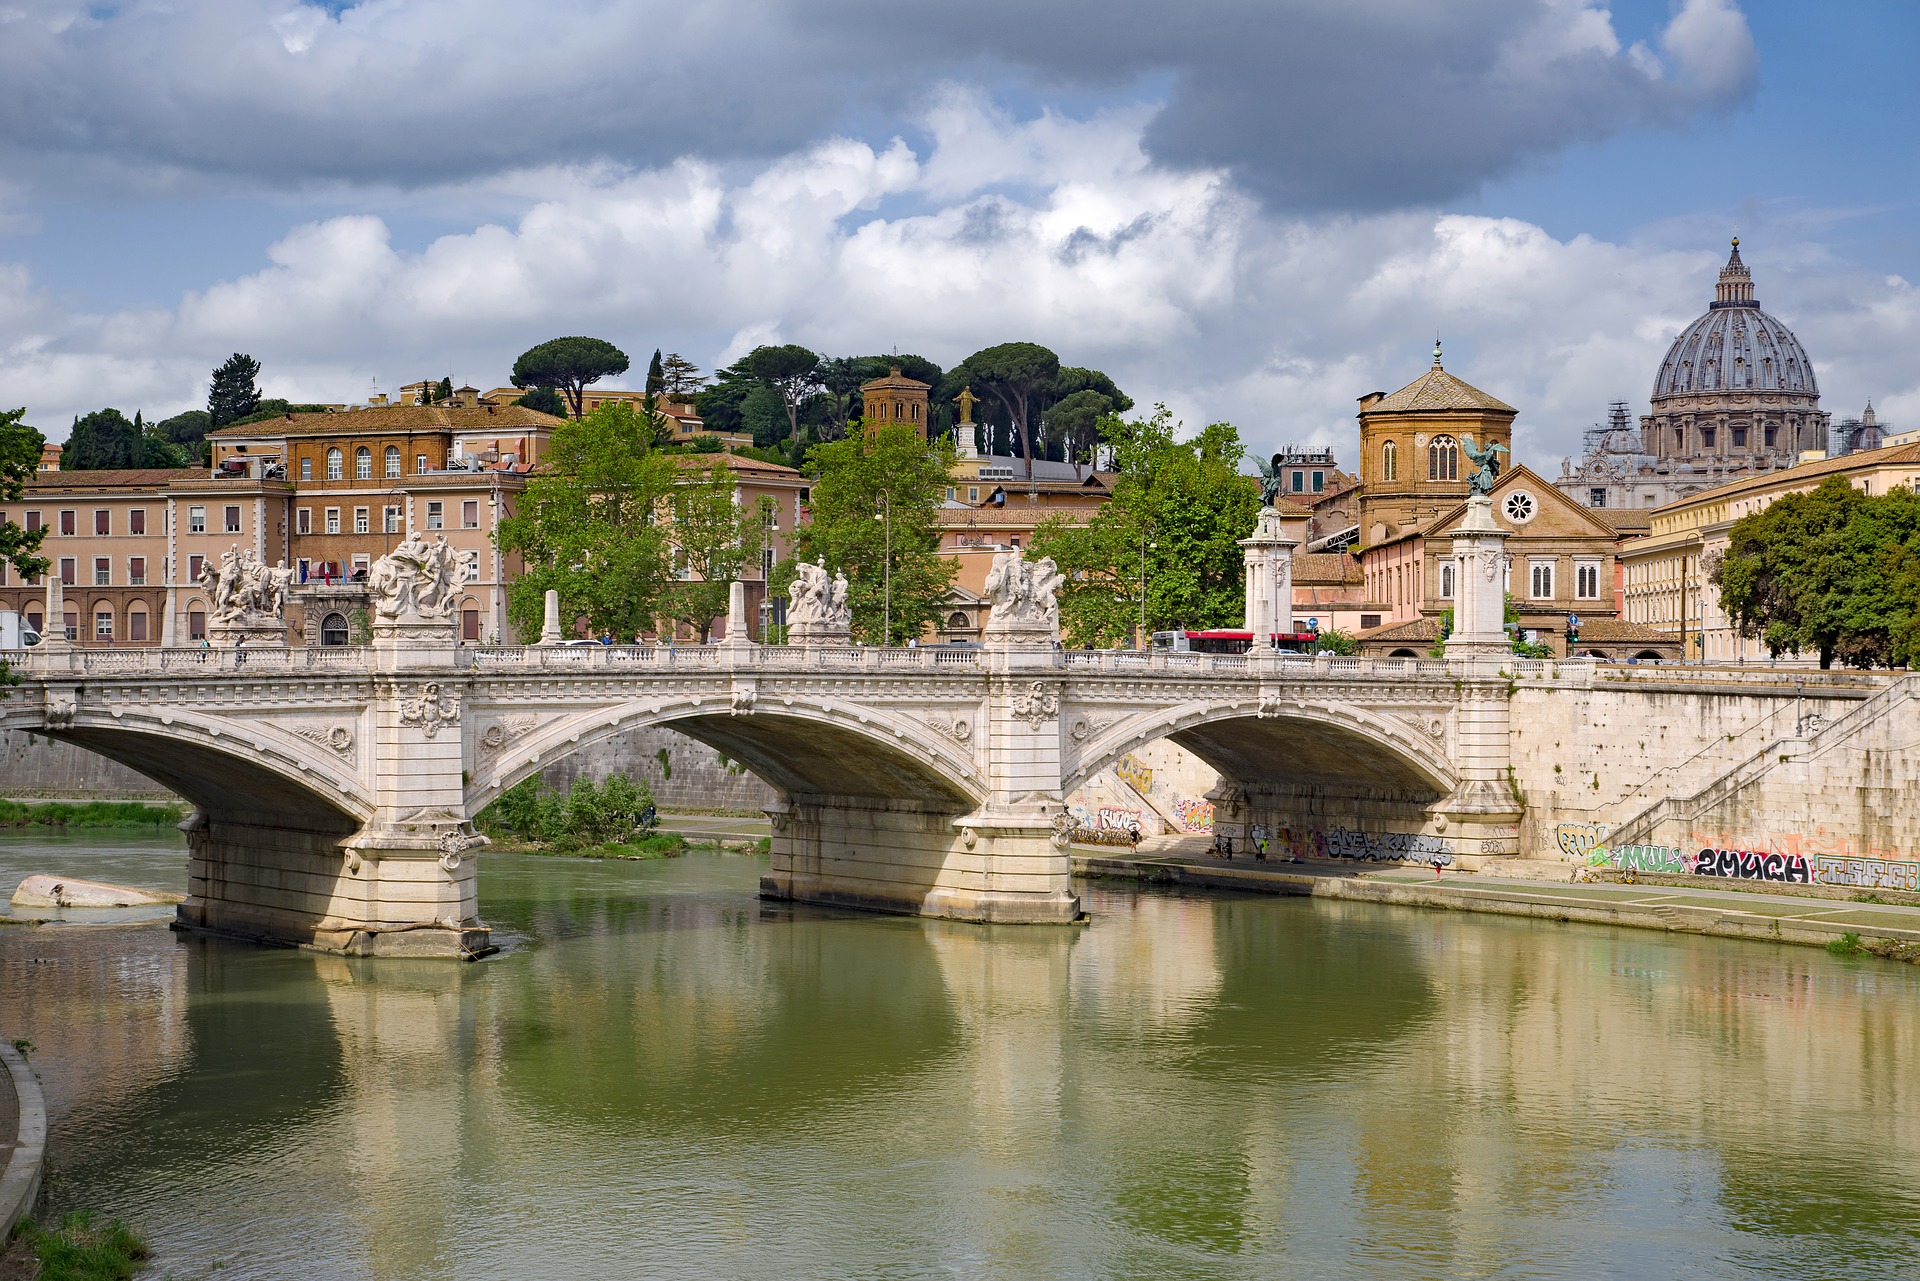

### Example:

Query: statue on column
xmin=369 ymin=533 xmax=473 ymax=625
xmin=199 ymin=543 xmax=293 ymax=645
xmin=1461 ymin=434 xmax=1508 ymax=496
xmin=786 ymin=557 xmax=851 ymax=644
xmin=982 ymin=548 xmax=1062 ymax=644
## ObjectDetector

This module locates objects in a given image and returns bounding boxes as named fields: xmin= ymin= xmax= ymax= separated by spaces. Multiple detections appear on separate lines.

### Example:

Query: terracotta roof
xmin=1294 ymin=552 xmax=1362 ymax=585
xmin=934 ymin=508 xmax=1093 ymax=527
xmin=209 ymin=405 xmax=565 ymax=438
xmin=1356 ymin=616 xmax=1442 ymax=643
xmin=27 ymin=468 xmax=205 ymax=489
xmin=1365 ymin=360 xmax=1515 ymax=415
xmin=1591 ymin=507 xmax=1653 ymax=534
xmin=669 ymin=453 xmax=802 ymax=479
xmin=1649 ymin=441 xmax=1920 ymax=513
xmin=861 ymin=368 xmax=931 ymax=391
xmin=1573 ymin=618 xmax=1681 ymax=644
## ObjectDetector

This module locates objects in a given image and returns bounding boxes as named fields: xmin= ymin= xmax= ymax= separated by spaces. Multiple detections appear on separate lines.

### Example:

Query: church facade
xmin=1555 ymin=241 xmax=1832 ymax=512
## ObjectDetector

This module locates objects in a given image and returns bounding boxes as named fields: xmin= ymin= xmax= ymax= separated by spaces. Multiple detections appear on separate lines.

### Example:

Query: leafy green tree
xmin=1031 ymin=406 xmax=1258 ymax=646
xmin=496 ymin=401 xmax=677 ymax=640
xmin=207 ymin=353 xmax=262 ymax=429
xmin=1313 ymin=629 xmax=1359 ymax=655
xmin=1044 ymin=388 xmax=1116 ymax=476
xmin=645 ymin=349 xmax=665 ymax=396
xmin=62 ymin=409 xmax=179 ymax=469
xmin=957 ymin=342 xmax=1059 ymax=478
xmin=1713 ymin=476 xmax=1865 ymax=668
xmin=792 ymin=422 xmax=956 ymax=644
xmin=514 ymin=387 xmax=567 ymax=417
xmin=0 ymin=409 xmax=49 ymax=581
xmin=660 ymin=352 xmax=704 ymax=398
xmin=745 ymin=344 xmax=822 ymax=445
xmin=153 ymin=409 xmax=212 ymax=463
xmin=436 ymin=376 xmax=454 ymax=403
xmin=816 ymin=356 xmax=877 ymax=438
xmin=511 ymin=336 xmax=630 ymax=418
xmin=659 ymin=460 xmax=775 ymax=641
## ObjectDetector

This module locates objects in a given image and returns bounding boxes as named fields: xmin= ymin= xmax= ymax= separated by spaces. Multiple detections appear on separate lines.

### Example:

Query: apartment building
xmin=0 ymin=467 xmax=290 ymax=644
xmin=206 ymin=404 xmax=563 ymax=643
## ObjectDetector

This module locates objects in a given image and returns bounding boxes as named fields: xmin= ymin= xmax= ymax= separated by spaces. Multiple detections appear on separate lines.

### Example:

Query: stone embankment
xmin=1075 ymin=849 xmax=1920 ymax=959
xmin=0 ymin=1040 xmax=45 ymax=1236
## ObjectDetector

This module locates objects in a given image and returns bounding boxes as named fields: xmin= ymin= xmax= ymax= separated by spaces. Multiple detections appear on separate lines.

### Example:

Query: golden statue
xmin=953 ymin=386 xmax=977 ymax=424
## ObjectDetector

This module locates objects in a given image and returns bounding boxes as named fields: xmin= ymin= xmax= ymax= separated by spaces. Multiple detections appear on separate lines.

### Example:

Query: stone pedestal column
xmin=538 ymin=589 xmax=563 ymax=645
xmin=1445 ymin=495 xmax=1512 ymax=664
xmin=325 ymin=616 xmax=492 ymax=957
xmin=1439 ymin=493 xmax=1522 ymax=860
xmin=1240 ymin=506 xmax=1298 ymax=640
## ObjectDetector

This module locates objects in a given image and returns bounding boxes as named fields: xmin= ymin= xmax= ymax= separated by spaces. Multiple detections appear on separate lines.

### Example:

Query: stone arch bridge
xmin=3 ymin=635 xmax=1521 ymax=957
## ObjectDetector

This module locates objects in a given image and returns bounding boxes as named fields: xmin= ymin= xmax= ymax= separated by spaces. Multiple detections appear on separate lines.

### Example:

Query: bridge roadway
xmin=0 ymin=635 xmax=1520 ymax=957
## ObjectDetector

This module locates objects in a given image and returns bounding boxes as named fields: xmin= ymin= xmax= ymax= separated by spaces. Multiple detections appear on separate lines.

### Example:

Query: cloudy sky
xmin=0 ymin=0 xmax=1914 ymax=467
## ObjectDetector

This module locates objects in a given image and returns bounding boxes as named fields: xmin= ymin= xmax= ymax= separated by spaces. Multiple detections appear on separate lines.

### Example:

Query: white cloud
xmin=1 ymin=95 xmax=1912 ymax=476
xmin=0 ymin=0 xmax=1754 ymax=213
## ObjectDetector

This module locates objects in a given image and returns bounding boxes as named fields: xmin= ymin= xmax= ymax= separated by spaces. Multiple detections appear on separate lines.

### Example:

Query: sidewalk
xmin=1072 ymin=849 xmax=1920 ymax=956
xmin=655 ymin=813 xmax=770 ymax=845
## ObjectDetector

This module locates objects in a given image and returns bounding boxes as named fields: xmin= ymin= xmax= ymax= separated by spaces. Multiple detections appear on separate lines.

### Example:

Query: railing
xmin=19 ymin=640 xmax=1869 ymax=686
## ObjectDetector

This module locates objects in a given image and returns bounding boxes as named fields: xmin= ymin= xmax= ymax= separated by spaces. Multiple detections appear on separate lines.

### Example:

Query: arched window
xmin=1428 ymin=435 xmax=1458 ymax=482
xmin=326 ymin=447 xmax=343 ymax=480
xmin=1381 ymin=440 xmax=1398 ymax=482
xmin=321 ymin=613 xmax=350 ymax=646
xmin=384 ymin=446 xmax=401 ymax=477
xmin=1440 ymin=562 xmax=1455 ymax=599
xmin=355 ymin=446 xmax=372 ymax=479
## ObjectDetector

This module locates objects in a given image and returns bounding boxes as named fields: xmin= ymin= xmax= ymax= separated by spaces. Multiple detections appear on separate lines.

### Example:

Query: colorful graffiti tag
xmin=1554 ymin=822 xmax=1608 ymax=861
xmin=1096 ymin=807 xmax=1144 ymax=834
xmin=1694 ymin=848 xmax=1813 ymax=883
xmin=1114 ymin=754 xmax=1154 ymax=797
xmin=1811 ymin=856 xmax=1920 ymax=892
xmin=1590 ymin=844 xmax=1689 ymax=873
xmin=1270 ymin=825 xmax=1453 ymax=867
xmin=1174 ymin=797 xmax=1214 ymax=832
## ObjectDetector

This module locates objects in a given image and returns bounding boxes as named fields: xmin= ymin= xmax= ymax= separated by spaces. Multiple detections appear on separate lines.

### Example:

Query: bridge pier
xmin=760 ymin=799 xmax=1080 ymax=925
xmin=177 ymin=813 xmax=489 ymax=958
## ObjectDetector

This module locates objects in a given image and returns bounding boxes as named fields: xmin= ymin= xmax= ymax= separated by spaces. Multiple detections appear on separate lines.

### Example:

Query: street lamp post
xmin=874 ymin=493 xmax=892 ymax=646
xmin=1137 ymin=523 xmax=1156 ymax=649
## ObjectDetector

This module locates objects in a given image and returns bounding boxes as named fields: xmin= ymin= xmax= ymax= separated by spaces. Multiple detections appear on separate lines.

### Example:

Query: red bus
xmin=1150 ymin=629 xmax=1318 ymax=654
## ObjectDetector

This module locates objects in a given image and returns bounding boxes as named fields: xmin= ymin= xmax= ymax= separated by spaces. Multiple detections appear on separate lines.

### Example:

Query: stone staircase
xmin=1605 ymin=675 xmax=1918 ymax=850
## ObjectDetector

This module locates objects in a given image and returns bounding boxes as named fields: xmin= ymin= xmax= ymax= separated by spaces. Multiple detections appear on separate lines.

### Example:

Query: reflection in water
xmin=1 ymin=839 xmax=1917 ymax=1279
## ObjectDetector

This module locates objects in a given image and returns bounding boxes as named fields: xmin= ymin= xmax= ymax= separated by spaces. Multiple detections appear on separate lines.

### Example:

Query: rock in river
xmin=10 ymin=874 xmax=184 ymax=909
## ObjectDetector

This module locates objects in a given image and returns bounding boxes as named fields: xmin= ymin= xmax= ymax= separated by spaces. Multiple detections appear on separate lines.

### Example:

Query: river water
xmin=2 ymin=832 xmax=1918 ymax=1280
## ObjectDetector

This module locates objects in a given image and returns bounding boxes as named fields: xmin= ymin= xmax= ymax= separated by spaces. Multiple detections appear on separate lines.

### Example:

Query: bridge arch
xmin=466 ymin=694 xmax=988 ymax=817
xmin=1063 ymin=697 xmax=1457 ymax=804
xmin=0 ymin=702 xmax=369 ymax=831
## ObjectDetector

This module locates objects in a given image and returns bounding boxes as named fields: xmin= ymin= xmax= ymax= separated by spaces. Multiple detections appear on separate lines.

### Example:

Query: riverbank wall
xmin=0 ymin=725 xmax=778 ymax=813
xmin=1074 ymin=850 xmax=1920 ymax=960
xmin=0 ymin=1039 xmax=45 ymax=1236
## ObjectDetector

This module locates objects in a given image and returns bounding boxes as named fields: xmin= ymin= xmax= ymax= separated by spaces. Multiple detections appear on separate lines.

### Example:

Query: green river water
xmin=2 ymin=832 xmax=1918 ymax=1280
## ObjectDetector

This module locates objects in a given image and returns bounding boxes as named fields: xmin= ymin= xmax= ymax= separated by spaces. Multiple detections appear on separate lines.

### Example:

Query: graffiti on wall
xmin=1592 ymin=844 xmax=1689 ymax=873
xmin=1114 ymin=753 xmax=1154 ymax=797
xmin=1174 ymin=797 xmax=1214 ymax=831
xmin=1568 ymin=814 xmax=1920 ymax=889
xmin=1554 ymin=823 xmax=1609 ymax=861
xmin=1693 ymin=848 xmax=1813 ymax=883
xmin=1267 ymin=825 xmax=1453 ymax=867
xmin=1097 ymin=807 xmax=1144 ymax=834
xmin=1811 ymin=856 xmax=1920 ymax=892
